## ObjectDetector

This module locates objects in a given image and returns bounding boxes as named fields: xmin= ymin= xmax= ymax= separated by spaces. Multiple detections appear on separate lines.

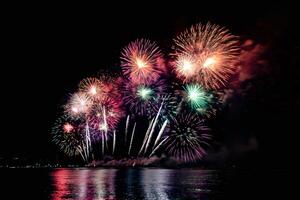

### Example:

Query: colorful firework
xmin=88 ymin=97 xmax=124 ymax=135
xmin=52 ymin=116 xmax=86 ymax=160
xmin=123 ymin=79 xmax=166 ymax=117
xmin=136 ymin=86 xmax=154 ymax=100
xmin=183 ymin=84 xmax=211 ymax=110
xmin=121 ymin=39 xmax=163 ymax=84
xmin=173 ymin=22 xmax=239 ymax=89
xmin=64 ymin=92 xmax=93 ymax=118
xmin=51 ymin=21 xmax=241 ymax=165
xmin=173 ymin=54 xmax=198 ymax=80
xmin=163 ymin=113 xmax=211 ymax=163
xmin=150 ymin=94 xmax=179 ymax=126
xmin=78 ymin=77 xmax=106 ymax=101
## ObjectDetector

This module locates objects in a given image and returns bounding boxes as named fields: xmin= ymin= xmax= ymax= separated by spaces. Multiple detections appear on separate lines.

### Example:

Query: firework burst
xmin=78 ymin=77 xmax=107 ymax=101
xmin=121 ymin=39 xmax=163 ymax=84
xmin=183 ymin=84 xmax=211 ymax=110
xmin=51 ymin=21 xmax=241 ymax=165
xmin=52 ymin=116 xmax=86 ymax=159
xmin=173 ymin=22 xmax=239 ymax=89
xmin=64 ymin=92 xmax=93 ymax=119
xmin=163 ymin=113 xmax=211 ymax=163
xmin=123 ymin=79 xmax=166 ymax=117
xmin=88 ymin=97 xmax=124 ymax=135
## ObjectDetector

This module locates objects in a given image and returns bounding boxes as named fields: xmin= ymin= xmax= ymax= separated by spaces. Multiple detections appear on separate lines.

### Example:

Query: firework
xmin=123 ymin=79 xmax=166 ymax=117
xmin=124 ymin=115 xmax=130 ymax=145
xmin=173 ymin=22 xmax=239 ymax=89
xmin=65 ymin=92 xmax=93 ymax=118
xmin=173 ymin=54 xmax=198 ymax=80
xmin=121 ymin=39 xmax=163 ymax=84
xmin=183 ymin=84 xmax=211 ymax=110
xmin=150 ymin=94 xmax=179 ymax=126
xmin=78 ymin=77 xmax=106 ymax=101
xmin=163 ymin=113 xmax=211 ymax=163
xmin=87 ymin=97 xmax=124 ymax=140
xmin=144 ymin=100 xmax=164 ymax=155
xmin=51 ymin=21 xmax=240 ymax=165
xmin=52 ymin=116 xmax=87 ymax=161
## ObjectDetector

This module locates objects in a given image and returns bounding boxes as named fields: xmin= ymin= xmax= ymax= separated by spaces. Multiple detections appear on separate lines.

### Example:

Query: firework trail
xmin=121 ymin=39 xmax=163 ymax=84
xmin=153 ymin=119 xmax=168 ymax=148
xmin=128 ymin=122 xmax=136 ymax=156
xmin=144 ymin=100 xmax=164 ymax=155
xmin=173 ymin=22 xmax=239 ymax=89
xmin=149 ymin=136 xmax=169 ymax=157
xmin=102 ymin=106 xmax=108 ymax=149
xmin=85 ymin=122 xmax=90 ymax=158
xmin=64 ymin=92 xmax=94 ymax=159
xmin=139 ymin=118 xmax=154 ymax=155
xmin=112 ymin=130 xmax=116 ymax=155
xmin=125 ymin=115 xmax=130 ymax=145
xmin=101 ymin=131 xmax=105 ymax=155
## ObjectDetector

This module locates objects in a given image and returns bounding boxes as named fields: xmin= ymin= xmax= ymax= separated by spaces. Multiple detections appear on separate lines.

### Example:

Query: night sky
xmin=1 ymin=4 xmax=296 ymax=168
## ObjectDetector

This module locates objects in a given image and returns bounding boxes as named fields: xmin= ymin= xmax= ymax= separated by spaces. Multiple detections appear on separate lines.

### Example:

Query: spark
xmin=203 ymin=56 xmax=217 ymax=68
xmin=66 ymin=92 xmax=92 ymax=117
xmin=89 ymin=86 xmax=97 ymax=95
xmin=63 ymin=123 xmax=74 ymax=133
xmin=184 ymin=84 xmax=210 ymax=110
xmin=174 ymin=54 xmax=198 ymax=79
xmin=137 ymin=86 xmax=153 ymax=100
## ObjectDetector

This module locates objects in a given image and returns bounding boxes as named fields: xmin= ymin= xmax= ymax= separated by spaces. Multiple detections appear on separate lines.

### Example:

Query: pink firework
xmin=121 ymin=39 xmax=163 ymax=84
xmin=88 ymin=97 xmax=124 ymax=133
xmin=63 ymin=123 xmax=74 ymax=133
xmin=78 ymin=75 xmax=120 ymax=102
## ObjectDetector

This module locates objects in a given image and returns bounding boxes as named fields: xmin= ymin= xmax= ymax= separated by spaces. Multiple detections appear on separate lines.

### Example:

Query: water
xmin=0 ymin=168 xmax=289 ymax=199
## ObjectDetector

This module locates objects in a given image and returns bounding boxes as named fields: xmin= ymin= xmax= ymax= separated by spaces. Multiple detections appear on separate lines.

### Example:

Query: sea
xmin=0 ymin=168 xmax=289 ymax=199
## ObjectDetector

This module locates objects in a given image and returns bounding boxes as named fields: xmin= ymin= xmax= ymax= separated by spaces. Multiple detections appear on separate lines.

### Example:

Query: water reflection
xmin=50 ymin=168 xmax=219 ymax=200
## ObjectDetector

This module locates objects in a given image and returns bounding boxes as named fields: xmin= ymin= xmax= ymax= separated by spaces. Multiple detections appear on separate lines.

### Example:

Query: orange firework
xmin=121 ymin=39 xmax=163 ymax=84
xmin=173 ymin=22 xmax=239 ymax=89
xmin=174 ymin=54 xmax=198 ymax=80
xmin=79 ymin=77 xmax=108 ymax=101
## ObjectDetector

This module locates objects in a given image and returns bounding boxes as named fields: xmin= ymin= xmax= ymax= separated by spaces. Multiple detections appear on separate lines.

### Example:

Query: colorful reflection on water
xmin=50 ymin=168 xmax=220 ymax=200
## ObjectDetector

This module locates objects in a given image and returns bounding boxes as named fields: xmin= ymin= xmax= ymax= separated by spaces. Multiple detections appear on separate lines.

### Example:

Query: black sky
xmin=1 ymin=4 xmax=296 ymax=168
